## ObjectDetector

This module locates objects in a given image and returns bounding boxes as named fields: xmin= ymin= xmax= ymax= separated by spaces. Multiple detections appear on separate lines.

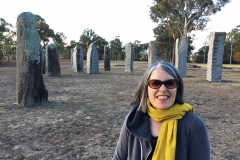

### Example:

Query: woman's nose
xmin=159 ymin=84 xmax=167 ymax=91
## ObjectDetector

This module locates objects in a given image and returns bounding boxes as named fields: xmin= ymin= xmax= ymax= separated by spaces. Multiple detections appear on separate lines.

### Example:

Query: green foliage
xmin=153 ymin=24 xmax=176 ymax=62
xmin=194 ymin=46 xmax=209 ymax=63
xmin=149 ymin=0 xmax=231 ymax=62
xmin=62 ymin=40 xmax=78 ymax=59
xmin=150 ymin=0 xmax=230 ymax=38
xmin=36 ymin=15 xmax=55 ymax=49
xmin=233 ymin=52 xmax=240 ymax=64
xmin=79 ymin=29 xmax=98 ymax=59
xmin=0 ymin=17 xmax=16 ymax=61
xmin=109 ymin=37 xmax=123 ymax=60
xmin=78 ymin=28 xmax=108 ymax=60
xmin=133 ymin=40 xmax=148 ymax=61
xmin=94 ymin=36 xmax=108 ymax=60
xmin=224 ymin=26 xmax=240 ymax=64
xmin=53 ymin=32 xmax=67 ymax=57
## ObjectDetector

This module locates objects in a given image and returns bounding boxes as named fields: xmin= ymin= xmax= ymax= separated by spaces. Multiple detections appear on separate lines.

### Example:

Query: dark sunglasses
xmin=148 ymin=79 xmax=178 ymax=89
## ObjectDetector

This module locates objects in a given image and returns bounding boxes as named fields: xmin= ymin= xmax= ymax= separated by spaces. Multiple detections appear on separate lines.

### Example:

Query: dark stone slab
xmin=16 ymin=12 xmax=48 ymax=107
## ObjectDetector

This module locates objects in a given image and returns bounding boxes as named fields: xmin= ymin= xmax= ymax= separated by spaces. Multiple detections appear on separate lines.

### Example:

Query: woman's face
xmin=147 ymin=68 xmax=177 ymax=110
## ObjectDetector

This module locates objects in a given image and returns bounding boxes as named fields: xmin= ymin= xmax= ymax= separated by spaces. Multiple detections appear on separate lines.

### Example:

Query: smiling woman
xmin=112 ymin=61 xmax=210 ymax=160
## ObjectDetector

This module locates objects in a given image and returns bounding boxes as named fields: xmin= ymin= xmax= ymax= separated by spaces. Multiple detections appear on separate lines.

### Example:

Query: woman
xmin=112 ymin=62 xmax=210 ymax=160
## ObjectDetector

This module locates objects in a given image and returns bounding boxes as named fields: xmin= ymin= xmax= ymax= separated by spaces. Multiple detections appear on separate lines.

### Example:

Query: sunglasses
xmin=148 ymin=79 xmax=178 ymax=89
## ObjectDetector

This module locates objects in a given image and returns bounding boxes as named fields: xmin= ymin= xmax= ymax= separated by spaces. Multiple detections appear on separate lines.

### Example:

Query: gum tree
xmin=36 ymin=15 xmax=55 ymax=49
xmin=150 ymin=0 xmax=231 ymax=64
xmin=109 ymin=37 xmax=123 ymax=60
xmin=0 ymin=18 xmax=16 ymax=61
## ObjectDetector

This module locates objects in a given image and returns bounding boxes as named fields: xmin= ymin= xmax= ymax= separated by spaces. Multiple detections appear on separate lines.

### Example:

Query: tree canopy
xmin=36 ymin=15 xmax=55 ymax=49
xmin=133 ymin=40 xmax=148 ymax=61
xmin=79 ymin=28 xmax=108 ymax=60
xmin=149 ymin=0 xmax=231 ymax=62
xmin=109 ymin=37 xmax=123 ymax=60
xmin=0 ymin=18 xmax=16 ymax=61
xmin=150 ymin=0 xmax=231 ymax=38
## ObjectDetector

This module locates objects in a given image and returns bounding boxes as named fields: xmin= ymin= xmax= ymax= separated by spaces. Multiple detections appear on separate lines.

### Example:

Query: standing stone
xmin=39 ymin=44 xmax=46 ymax=74
xmin=207 ymin=32 xmax=226 ymax=82
xmin=46 ymin=43 xmax=61 ymax=77
xmin=87 ymin=43 xmax=99 ymax=74
xmin=72 ymin=45 xmax=84 ymax=72
xmin=148 ymin=41 xmax=158 ymax=66
xmin=104 ymin=45 xmax=110 ymax=71
xmin=70 ymin=48 xmax=74 ymax=69
xmin=125 ymin=43 xmax=134 ymax=72
xmin=16 ymin=12 xmax=48 ymax=107
xmin=175 ymin=37 xmax=188 ymax=77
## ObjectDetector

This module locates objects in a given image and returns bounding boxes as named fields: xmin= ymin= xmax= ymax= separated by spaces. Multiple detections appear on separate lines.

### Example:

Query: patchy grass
xmin=0 ymin=60 xmax=240 ymax=159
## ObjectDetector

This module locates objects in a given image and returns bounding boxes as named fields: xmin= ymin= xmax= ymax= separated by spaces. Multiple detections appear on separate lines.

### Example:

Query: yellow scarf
xmin=147 ymin=99 xmax=193 ymax=160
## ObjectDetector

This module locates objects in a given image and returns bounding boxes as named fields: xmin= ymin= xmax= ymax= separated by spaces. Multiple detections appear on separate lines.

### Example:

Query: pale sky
xmin=1 ymin=0 xmax=239 ymax=53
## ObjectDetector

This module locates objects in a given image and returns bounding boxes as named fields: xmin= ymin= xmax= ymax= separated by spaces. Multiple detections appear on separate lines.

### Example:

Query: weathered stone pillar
xmin=104 ymin=45 xmax=110 ymax=71
xmin=125 ymin=43 xmax=134 ymax=72
xmin=72 ymin=45 xmax=84 ymax=72
xmin=39 ymin=44 xmax=46 ymax=74
xmin=16 ymin=12 xmax=48 ymax=107
xmin=46 ymin=43 xmax=61 ymax=77
xmin=70 ymin=48 xmax=74 ymax=69
xmin=175 ymin=37 xmax=188 ymax=77
xmin=207 ymin=32 xmax=226 ymax=82
xmin=148 ymin=41 xmax=158 ymax=66
xmin=87 ymin=43 xmax=99 ymax=74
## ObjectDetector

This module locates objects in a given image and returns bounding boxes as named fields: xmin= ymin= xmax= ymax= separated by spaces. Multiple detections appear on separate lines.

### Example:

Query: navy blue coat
xmin=112 ymin=104 xmax=210 ymax=160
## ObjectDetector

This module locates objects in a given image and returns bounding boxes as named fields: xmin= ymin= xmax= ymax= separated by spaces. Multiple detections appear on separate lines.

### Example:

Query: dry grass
xmin=0 ymin=60 xmax=240 ymax=159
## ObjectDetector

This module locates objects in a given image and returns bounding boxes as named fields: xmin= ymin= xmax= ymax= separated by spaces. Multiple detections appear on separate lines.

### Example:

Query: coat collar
xmin=126 ymin=105 xmax=152 ymax=142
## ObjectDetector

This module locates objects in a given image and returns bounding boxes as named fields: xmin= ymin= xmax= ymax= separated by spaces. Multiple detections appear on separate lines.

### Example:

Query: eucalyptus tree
xmin=53 ymin=32 xmax=67 ymax=57
xmin=133 ymin=40 xmax=148 ymax=61
xmin=0 ymin=18 xmax=16 ymax=61
xmin=109 ymin=37 xmax=123 ymax=60
xmin=153 ymin=24 xmax=176 ymax=62
xmin=36 ymin=15 xmax=55 ymax=49
xmin=62 ymin=40 xmax=78 ymax=59
xmin=94 ymin=36 xmax=108 ymax=60
xmin=150 ymin=0 xmax=231 ymax=63
xmin=79 ymin=28 xmax=98 ymax=59
xmin=225 ymin=25 xmax=240 ymax=64
xmin=233 ymin=52 xmax=240 ymax=64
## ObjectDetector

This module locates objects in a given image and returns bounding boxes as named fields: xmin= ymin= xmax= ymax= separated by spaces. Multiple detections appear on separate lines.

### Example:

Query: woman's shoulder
xmin=180 ymin=112 xmax=207 ymax=130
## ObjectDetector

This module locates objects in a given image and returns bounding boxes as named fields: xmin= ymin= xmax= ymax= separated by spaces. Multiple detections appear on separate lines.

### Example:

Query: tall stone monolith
xmin=70 ymin=48 xmax=74 ymax=69
xmin=39 ymin=44 xmax=46 ymax=74
xmin=16 ymin=12 xmax=48 ymax=107
xmin=46 ymin=43 xmax=61 ymax=77
xmin=72 ymin=45 xmax=84 ymax=72
xmin=175 ymin=37 xmax=188 ymax=77
xmin=207 ymin=32 xmax=226 ymax=82
xmin=125 ymin=43 xmax=134 ymax=73
xmin=148 ymin=41 xmax=158 ymax=66
xmin=87 ymin=43 xmax=99 ymax=74
xmin=104 ymin=45 xmax=110 ymax=71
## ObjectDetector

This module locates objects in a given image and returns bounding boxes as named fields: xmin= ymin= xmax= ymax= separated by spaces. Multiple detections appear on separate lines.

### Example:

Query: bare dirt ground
xmin=0 ymin=60 xmax=240 ymax=160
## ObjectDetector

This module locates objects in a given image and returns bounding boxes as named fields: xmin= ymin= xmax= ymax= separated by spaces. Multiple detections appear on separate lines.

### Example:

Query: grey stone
xmin=148 ymin=41 xmax=159 ymax=66
xmin=46 ymin=43 xmax=61 ymax=77
xmin=175 ymin=37 xmax=188 ymax=77
xmin=70 ymin=48 xmax=74 ymax=69
xmin=104 ymin=45 xmax=110 ymax=71
xmin=16 ymin=12 xmax=48 ymax=107
xmin=125 ymin=43 xmax=134 ymax=72
xmin=207 ymin=32 xmax=226 ymax=82
xmin=39 ymin=44 xmax=46 ymax=74
xmin=72 ymin=45 xmax=83 ymax=72
xmin=87 ymin=43 xmax=99 ymax=74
